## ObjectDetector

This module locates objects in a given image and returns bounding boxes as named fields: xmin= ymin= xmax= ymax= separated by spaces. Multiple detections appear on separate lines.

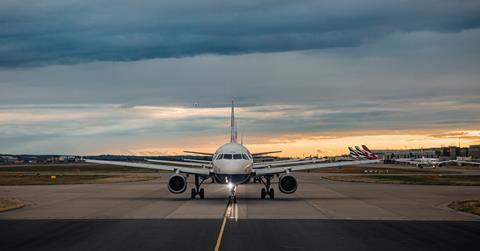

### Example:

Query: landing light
xmin=228 ymin=183 xmax=234 ymax=189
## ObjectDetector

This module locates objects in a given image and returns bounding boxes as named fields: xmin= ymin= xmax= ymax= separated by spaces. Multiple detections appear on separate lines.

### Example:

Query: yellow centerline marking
xmin=234 ymin=201 xmax=238 ymax=222
xmin=214 ymin=199 xmax=232 ymax=251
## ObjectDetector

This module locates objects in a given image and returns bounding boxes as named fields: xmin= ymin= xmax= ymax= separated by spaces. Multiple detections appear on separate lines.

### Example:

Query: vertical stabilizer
xmin=230 ymin=100 xmax=237 ymax=143
xmin=235 ymin=121 xmax=238 ymax=143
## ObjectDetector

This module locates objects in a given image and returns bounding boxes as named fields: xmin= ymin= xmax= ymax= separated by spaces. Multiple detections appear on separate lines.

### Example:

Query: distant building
xmin=470 ymin=145 xmax=480 ymax=160
xmin=59 ymin=155 xmax=77 ymax=162
xmin=372 ymin=145 xmax=480 ymax=161
xmin=374 ymin=148 xmax=441 ymax=160
xmin=0 ymin=156 xmax=18 ymax=164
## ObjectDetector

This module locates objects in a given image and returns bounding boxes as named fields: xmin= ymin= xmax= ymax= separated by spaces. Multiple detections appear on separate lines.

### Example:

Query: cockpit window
xmin=217 ymin=153 xmax=250 ymax=160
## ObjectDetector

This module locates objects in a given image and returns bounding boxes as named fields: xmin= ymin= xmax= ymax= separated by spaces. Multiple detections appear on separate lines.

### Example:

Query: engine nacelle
xmin=278 ymin=174 xmax=297 ymax=194
xmin=168 ymin=174 xmax=187 ymax=193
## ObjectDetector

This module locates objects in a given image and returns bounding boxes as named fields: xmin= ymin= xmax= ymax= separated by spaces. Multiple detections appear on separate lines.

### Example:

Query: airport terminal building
xmin=373 ymin=145 xmax=480 ymax=161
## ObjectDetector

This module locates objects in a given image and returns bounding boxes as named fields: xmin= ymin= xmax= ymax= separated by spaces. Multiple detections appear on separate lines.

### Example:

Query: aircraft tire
xmin=261 ymin=188 xmax=266 ymax=199
xmin=191 ymin=188 xmax=196 ymax=199
xmin=269 ymin=188 xmax=274 ymax=199
xmin=199 ymin=188 xmax=205 ymax=199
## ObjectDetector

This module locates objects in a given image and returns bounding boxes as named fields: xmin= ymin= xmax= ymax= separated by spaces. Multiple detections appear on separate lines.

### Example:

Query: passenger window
xmin=224 ymin=154 xmax=233 ymax=159
xmin=233 ymin=154 xmax=242 ymax=159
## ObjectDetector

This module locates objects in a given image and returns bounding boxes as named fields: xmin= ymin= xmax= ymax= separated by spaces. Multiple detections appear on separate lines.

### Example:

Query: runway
xmin=1 ymin=172 xmax=480 ymax=250
xmin=1 ymin=172 xmax=479 ymax=220
xmin=1 ymin=219 xmax=478 ymax=251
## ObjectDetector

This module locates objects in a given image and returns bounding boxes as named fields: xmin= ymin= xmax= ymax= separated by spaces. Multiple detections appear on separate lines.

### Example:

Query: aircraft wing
xmin=253 ymin=159 xmax=326 ymax=169
xmin=253 ymin=158 xmax=300 ymax=167
xmin=454 ymin=160 xmax=480 ymax=165
xmin=145 ymin=159 xmax=212 ymax=168
xmin=253 ymin=159 xmax=380 ymax=176
xmin=84 ymin=159 xmax=211 ymax=176
xmin=439 ymin=160 xmax=480 ymax=166
xmin=182 ymin=159 xmax=212 ymax=164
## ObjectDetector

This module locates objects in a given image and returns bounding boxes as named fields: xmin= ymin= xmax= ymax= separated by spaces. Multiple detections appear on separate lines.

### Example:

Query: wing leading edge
xmin=84 ymin=159 xmax=211 ymax=176
xmin=253 ymin=159 xmax=380 ymax=176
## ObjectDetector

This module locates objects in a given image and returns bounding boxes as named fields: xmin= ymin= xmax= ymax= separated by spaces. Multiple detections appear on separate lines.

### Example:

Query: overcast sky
xmin=1 ymin=0 xmax=479 ymax=156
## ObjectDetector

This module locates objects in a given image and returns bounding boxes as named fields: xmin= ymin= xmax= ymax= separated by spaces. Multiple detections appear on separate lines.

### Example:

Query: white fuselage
xmin=211 ymin=142 xmax=253 ymax=184
xmin=417 ymin=158 xmax=440 ymax=163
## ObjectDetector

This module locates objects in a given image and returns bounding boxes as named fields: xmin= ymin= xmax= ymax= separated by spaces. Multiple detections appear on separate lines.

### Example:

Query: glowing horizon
xmin=1 ymin=103 xmax=479 ymax=156
xmin=103 ymin=130 xmax=480 ymax=158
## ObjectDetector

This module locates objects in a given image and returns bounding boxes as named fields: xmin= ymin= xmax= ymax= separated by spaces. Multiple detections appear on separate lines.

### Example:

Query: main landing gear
xmin=191 ymin=175 xmax=206 ymax=199
xmin=259 ymin=176 xmax=274 ymax=199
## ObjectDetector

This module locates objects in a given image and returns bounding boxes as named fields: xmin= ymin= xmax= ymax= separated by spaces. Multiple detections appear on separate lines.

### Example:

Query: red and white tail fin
xmin=361 ymin=145 xmax=377 ymax=160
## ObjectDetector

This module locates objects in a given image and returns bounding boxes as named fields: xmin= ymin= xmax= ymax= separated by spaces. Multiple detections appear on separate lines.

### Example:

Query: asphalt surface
xmin=0 ymin=219 xmax=220 ymax=251
xmin=222 ymin=219 xmax=480 ymax=251
xmin=1 ymin=169 xmax=480 ymax=250
xmin=2 ymin=172 xmax=479 ymax=220
xmin=1 ymin=219 xmax=478 ymax=251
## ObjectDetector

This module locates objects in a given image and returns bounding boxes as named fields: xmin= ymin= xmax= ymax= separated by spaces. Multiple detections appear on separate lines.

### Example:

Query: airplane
xmin=393 ymin=157 xmax=442 ymax=168
xmin=85 ymin=101 xmax=380 ymax=201
xmin=394 ymin=157 xmax=480 ymax=168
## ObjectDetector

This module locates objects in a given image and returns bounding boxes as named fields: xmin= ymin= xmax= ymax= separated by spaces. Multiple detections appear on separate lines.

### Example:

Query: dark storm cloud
xmin=1 ymin=0 xmax=480 ymax=67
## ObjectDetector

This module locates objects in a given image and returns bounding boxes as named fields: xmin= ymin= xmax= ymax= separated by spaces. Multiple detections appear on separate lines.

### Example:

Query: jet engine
xmin=168 ymin=174 xmax=187 ymax=193
xmin=278 ymin=174 xmax=297 ymax=194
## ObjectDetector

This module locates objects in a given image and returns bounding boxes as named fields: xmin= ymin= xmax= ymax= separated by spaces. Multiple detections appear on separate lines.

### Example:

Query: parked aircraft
xmin=394 ymin=157 xmax=480 ymax=168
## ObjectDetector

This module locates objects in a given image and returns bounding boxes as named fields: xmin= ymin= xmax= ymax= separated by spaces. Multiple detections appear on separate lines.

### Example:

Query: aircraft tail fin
xmin=348 ymin=146 xmax=360 ymax=159
xmin=362 ymin=145 xmax=377 ymax=159
xmin=355 ymin=146 xmax=363 ymax=152
xmin=361 ymin=145 xmax=372 ymax=154
xmin=230 ymin=100 xmax=237 ymax=143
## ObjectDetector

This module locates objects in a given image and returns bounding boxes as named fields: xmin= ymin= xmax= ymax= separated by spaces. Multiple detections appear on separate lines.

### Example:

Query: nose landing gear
xmin=229 ymin=184 xmax=237 ymax=203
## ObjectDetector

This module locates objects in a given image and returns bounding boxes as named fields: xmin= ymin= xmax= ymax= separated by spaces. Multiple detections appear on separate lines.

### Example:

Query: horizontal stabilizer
xmin=252 ymin=150 xmax=282 ymax=156
xmin=184 ymin=151 xmax=214 ymax=156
